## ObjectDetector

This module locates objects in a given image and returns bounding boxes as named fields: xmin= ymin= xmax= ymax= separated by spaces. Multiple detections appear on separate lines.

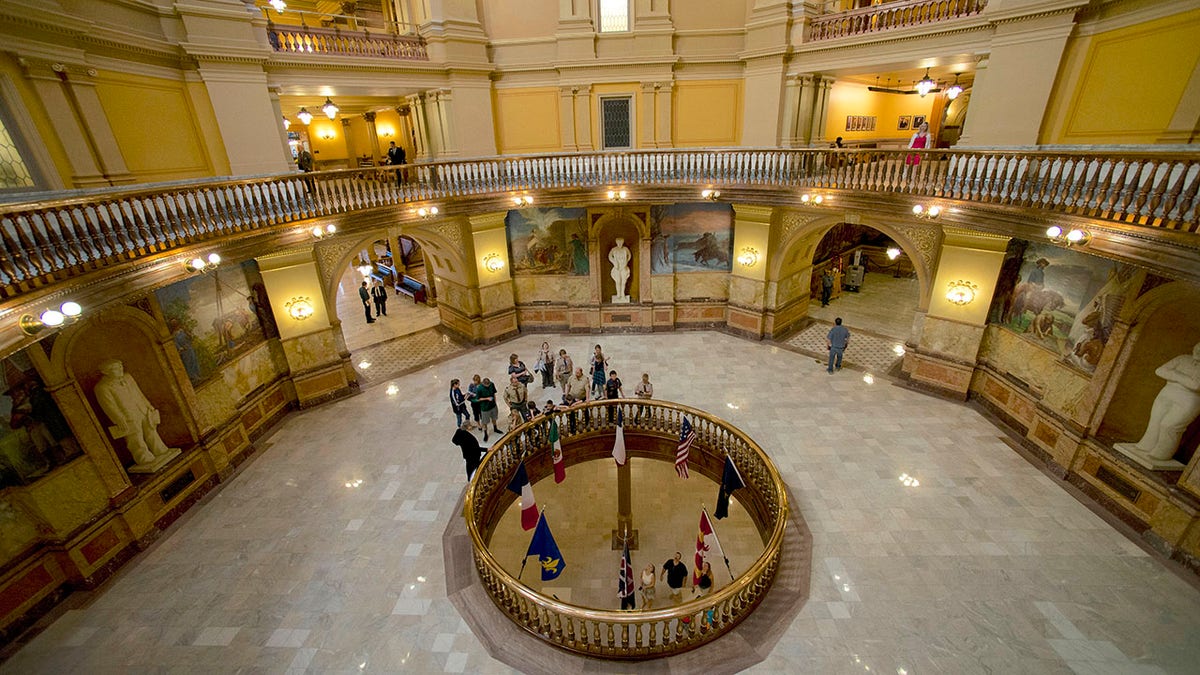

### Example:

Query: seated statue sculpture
xmin=94 ymin=358 xmax=179 ymax=470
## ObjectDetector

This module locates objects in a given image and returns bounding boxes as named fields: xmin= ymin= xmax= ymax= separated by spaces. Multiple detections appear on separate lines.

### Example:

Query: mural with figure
xmin=650 ymin=203 xmax=733 ymax=274
xmin=0 ymin=352 xmax=81 ymax=488
xmin=506 ymin=208 xmax=589 ymax=275
xmin=989 ymin=241 xmax=1135 ymax=372
xmin=156 ymin=261 xmax=273 ymax=386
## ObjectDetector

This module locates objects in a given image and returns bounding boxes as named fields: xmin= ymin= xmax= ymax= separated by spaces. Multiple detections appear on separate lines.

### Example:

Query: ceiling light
xmin=1047 ymin=225 xmax=1091 ymax=246
xmin=701 ymin=189 xmax=721 ymax=200
xmin=20 ymin=301 xmax=84 ymax=336
xmin=282 ymin=115 xmax=291 ymax=130
xmin=886 ymin=247 xmax=901 ymax=260
xmin=916 ymin=69 xmax=936 ymax=97
xmin=945 ymin=73 xmax=963 ymax=100
xmin=268 ymin=0 xmax=287 ymax=12
xmin=322 ymin=98 xmax=339 ymax=120
xmin=296 ymin=107 xmax=313 ymax=125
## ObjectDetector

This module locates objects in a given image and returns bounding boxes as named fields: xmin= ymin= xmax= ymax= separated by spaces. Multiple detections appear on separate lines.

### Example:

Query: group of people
xmin=449 ymin=342 xmax=655 ymax=480
xmin=633 ymin=552 xmax=716 ymax=610
xmin=357 ymin=280 xmax=391 ymax=324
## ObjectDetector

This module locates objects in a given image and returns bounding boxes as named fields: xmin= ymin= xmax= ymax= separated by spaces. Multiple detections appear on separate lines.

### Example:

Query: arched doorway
xmin=334 ymin=235 xmax=440 ymax=353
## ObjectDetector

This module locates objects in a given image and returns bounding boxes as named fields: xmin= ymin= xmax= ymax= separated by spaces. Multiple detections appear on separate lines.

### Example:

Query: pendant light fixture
xmin=322 ymin=97 xmax=339 ymax=120
xmin=916 ymin=69 xmax=936 ymax=97
xmin=296 ymin=107 xmax=313 ymax=125
xmin=945 ymin=73 xmax=963 ymax=101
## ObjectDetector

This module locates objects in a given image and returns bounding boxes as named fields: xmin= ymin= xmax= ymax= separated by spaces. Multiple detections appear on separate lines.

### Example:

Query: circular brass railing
xmin=463 ymin=399 xmax=789 ymax=659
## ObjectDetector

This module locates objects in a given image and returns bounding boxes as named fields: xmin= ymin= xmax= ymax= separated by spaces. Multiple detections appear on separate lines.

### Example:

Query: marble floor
xmin=336 ymin=266 xmax=441 ymax=353
xmin=808 ymin=273 xmax=921 ymax=342
xmin=5 ymin=332 xmax=1200 ymax=674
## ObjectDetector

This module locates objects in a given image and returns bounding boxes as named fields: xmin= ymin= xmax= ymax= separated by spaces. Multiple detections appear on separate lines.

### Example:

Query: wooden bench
xmin=395 ymin=274 xmax=426 ymax=304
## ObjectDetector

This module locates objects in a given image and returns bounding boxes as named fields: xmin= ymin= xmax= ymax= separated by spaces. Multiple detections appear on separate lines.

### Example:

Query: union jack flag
xmin=676 ymin=417 xmax=695 ymax=478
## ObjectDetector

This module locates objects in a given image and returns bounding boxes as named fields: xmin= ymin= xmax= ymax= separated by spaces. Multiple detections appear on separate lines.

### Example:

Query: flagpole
xmin=703 ymin=506 xmax=736 ymax=582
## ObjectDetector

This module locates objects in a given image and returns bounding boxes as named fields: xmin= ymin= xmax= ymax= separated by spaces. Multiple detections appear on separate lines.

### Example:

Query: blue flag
xmin=526 ymin=512 xmax=566 ymax=581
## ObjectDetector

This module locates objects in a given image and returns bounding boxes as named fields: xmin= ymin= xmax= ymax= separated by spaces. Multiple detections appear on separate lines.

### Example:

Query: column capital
xmin=362 ymin=111 xmax=376 ymax=122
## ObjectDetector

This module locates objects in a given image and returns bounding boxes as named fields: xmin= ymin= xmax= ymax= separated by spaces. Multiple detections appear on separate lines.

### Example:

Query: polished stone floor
xmin=5 ymin=332 xmax=1200 ymax=674
xmin=807 ymin=273 xmax=921 ymax=341
xmin=336 ymin=266 xmax=441 ymax=353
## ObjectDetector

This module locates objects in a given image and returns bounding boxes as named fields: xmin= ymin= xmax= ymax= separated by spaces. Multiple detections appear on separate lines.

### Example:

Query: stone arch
xmin=318 ymin=223 xmax=468 ymax=323
xmin=48 ymin=304 xmax=194 ymax=467
xmin=770 ymin=212 xmax=936 ymax=312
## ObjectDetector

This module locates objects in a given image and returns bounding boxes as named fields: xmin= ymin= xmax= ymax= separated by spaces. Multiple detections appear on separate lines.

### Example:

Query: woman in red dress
xmin=906 ymin=121 xmax=930 ymax=166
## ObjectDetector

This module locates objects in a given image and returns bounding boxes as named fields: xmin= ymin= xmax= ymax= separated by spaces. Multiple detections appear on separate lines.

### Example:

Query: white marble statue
xmin=1114 ymin=343 xmax=1200 ymax=465
xmin=608 ymin=237 xmax=631 ymax=304
xmin=94 ymin=359 xmax=179 ymax=471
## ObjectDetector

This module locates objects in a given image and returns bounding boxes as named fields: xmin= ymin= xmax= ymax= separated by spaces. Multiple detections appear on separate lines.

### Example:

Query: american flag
xmin=676 ymin=417 xmax=695 ymax=478
xmin=618 ymin=541 xmax=634 ymax=602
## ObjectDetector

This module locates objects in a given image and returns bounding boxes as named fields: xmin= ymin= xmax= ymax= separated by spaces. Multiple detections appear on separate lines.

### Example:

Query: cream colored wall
xmin=673 ymin=80 xmax=742 ymax=147
xmin=493 ymin=87 xmax=562 ymax=154
xmin=670 ymin=0 xmax=749 ymax=31
xmin=93 ymin=70 xmax=217 ymax=182
xmin=825 ymin=81 xmax=937 ymax=144
xmin=1040 ymin=7 xmax=1200 ymax=145
xmin=477 ymin=0 xmax=559 ymax=40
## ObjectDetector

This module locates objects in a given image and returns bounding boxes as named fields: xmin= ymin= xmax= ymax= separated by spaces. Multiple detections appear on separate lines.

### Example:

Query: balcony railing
xmin=0 ymin=148 xmax=1196 ymax=299
xmin=463 ymin=399 xmax=790 ymax=658
xmin=809 ymin=0 xmax=988 ymax=42
xmin=266 ymin=21 xmax=427 ymax=61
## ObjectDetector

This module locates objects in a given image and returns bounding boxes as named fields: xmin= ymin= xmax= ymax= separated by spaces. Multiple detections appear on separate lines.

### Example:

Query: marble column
xmin=363 ymin=111 xmax=381 ymax=165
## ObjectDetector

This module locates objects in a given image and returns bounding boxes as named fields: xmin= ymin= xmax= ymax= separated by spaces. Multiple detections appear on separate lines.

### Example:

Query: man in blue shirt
xmin=826 ymin=317 xmax=851 ymax=374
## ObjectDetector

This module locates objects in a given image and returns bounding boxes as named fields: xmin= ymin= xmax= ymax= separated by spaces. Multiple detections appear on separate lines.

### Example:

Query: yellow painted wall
xmin=0 ymin=53 xmax=73 ymax=186
xmin=93 ymin=70 xmax=215 ymax=181
xmin=307 ymin=119 xmax=347 ymax=161
xmin=373 ymin=108 xmax=411 ymax=158
xmin=673 ymin=80 xmax=743 ymax=147
xmin=1041 ymin=8 xmax=1200 ymax=144
xmin=184 ymin=81 xmax=230 ymax=176
xmin=825 ymin=81 xmax=937 ymax=143
xmin=493 ymin=87 xmax=561 ymax=154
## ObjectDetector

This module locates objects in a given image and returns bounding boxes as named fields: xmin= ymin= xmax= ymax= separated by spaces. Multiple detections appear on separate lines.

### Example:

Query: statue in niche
xmin=609 ymin=237 xmax=631 ymax=304
xmin=1114 ymin=343 xmax=1200 ymax=466
xmin=94 ymin=359 xmax=179 ymax=473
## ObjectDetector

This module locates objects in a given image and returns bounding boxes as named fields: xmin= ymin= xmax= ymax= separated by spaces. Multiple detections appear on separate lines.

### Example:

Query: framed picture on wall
xmin=913 ymin=115 xmax=927 ymax=129
xmin=898 ymin=115 xmax=911 ymax=130
xmin=866 ymin=116 xmax=876 ymax=131
xmin=845 ymin=115 xmax=853 ymax=131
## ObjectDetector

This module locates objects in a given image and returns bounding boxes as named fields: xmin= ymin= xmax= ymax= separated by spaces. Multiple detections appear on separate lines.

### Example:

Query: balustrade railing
xmin=463 ymin=399 xmax=789 ymax=658
xmin=266 ymin=21 xmax=427 ymax=60
xmin=0 ymin=148 xmax=1196 ymax=299
xmin=809 ymin=0 xmax=988 ymax=41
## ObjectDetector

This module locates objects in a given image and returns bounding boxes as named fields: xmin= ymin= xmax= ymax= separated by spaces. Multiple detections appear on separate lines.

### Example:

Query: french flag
xmin=506 ymin=461 xmax=538 ymax=531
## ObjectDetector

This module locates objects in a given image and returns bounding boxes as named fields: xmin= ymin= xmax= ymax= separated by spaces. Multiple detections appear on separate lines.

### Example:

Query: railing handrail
xmin=261 ymin=6 xmax=421 ymax=36
xmin=462 ymin=399 xmax=789 ymax=655
xmin=0 ymin=147 xmax=1197 ymax=304
xmin=2 ymin=147 xmax=1197 ymax=214
xmin=808 ymin=0 xmax=988 ymax=41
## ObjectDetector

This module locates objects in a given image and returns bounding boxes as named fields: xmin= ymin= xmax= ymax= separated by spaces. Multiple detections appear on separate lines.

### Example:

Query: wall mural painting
xmin=989 ymin=241 xmax=1135 ymax=372
xmin=650 ymin=203 xmax=734 ymax=274
xmin=0 ymin=351 xmax=81 ymax=488
xmin=506 ymin=208 xmax=589 ymax=275
xmin=156 ymin=261 xmax=275 ymax=386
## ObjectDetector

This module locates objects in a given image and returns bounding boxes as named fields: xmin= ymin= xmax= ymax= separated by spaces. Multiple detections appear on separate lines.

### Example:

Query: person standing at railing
xmin=386 ymin=141 xmax=406 ymax=186
xmin=554 ymin=349 xmax=574 ymax=393
xmin=297 ymin=148 xmax=314 ymax=193
xmin=906 ymin=121 xmax=930 ymax=166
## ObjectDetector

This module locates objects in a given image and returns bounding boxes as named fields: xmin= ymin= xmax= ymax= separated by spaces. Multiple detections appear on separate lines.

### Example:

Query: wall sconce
xmin=322 ymin=97 xmax=339 ymax=120
xmin=512 ymin=195 xmax=534 ymax=207
xmin=799 ymin=193 xmax=824 ymax=206
xmin=701 ymin=189 xmax=721 ymax=201
xmin=945 ymin=280 xmax=977 ymax=306
xmin=886 ymin=247 xmax=902 ymax=260
xmin=318 ymin=129 xmax=335 ymax=141
xmin=285 ymin=296 xmax=315 ymax=321
xmin=606 ymin=190 xmax=627 ymax=201
xmin=415 ymin=206 xmax=439 ymax=218
xmin=20 ymin=301 xmax=83 ymax=336
xmin=912 ymin=204 xmax=941 ymax=220
xmin=296 ymin=107 xmax=313 ymax=125
xmin=378 ymin=127 xmax=394 ymax=138
xmin=1046 ymin=225 xmax=1090 ymax=246
xmin=736 ymin=247 xmax=759 ymax=267
xmin=185 ymin=253 xmax=221 ymax=273
xmin=483 ymin=253 xmax=505 ymax=273
xmin=310 ymin=224 xmax=336 ymax=239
